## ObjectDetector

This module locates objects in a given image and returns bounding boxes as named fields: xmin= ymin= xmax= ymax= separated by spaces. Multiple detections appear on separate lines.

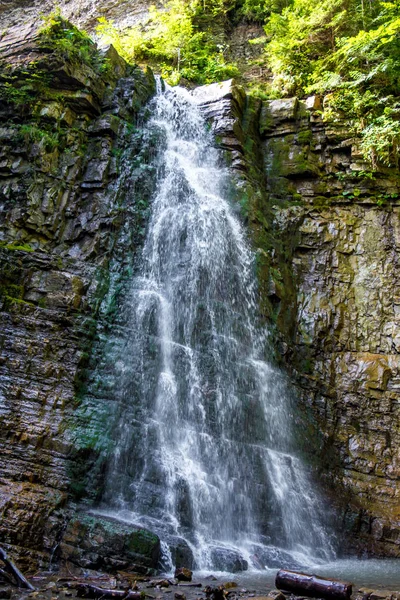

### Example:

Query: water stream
xmin=99 ymin=83 xmax=334 ymax=571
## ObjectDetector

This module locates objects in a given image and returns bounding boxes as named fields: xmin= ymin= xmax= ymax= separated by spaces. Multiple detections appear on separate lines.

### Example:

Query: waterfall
xmin=99 ymin=83 xmax=334 ymax=571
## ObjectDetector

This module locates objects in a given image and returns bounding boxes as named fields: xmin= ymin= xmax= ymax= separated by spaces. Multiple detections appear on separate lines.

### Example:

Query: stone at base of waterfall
xmin=166 ymin=536 xmax=195 ymax=570
xmin=175 ymin=567 xmax=193 ymax=581
xmin=223 ymin=582 xmax=238 ymax=590
xmin=251 ymin=596 xmax=284 ymax=600
xmin=209 ymin=547 xmax=248 ymax=572
xmin=60 ymin=513 xmax=160 ymax=574
xmin=248 ymin=545 xmax=303 ymax=570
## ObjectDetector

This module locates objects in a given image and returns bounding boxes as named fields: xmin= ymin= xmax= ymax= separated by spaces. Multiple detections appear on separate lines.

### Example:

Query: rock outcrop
xmin=197 ymin=81 xmax=400 ymax=556
xmin=0 ymin=21 xmax=158 ymax=570
xmin=261 ymin=97 xmax=400 ymax=556
xmin=0 ymin=0 xmax=150 ymax=32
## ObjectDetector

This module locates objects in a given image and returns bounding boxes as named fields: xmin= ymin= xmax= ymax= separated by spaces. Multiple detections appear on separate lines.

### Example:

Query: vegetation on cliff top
xmin=95 ymin=0 xmax=400 ymax=167
xmin=96 ymin=0 xmax=240 ymax=85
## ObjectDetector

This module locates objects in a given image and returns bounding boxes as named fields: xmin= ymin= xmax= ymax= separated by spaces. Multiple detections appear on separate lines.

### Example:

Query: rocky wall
xmin=195 ymin=81 xmax=400 ymax=556
xmin=0 ymin=23 xmax=160 ymax=570
xmin=260 ymin=97 xmax=400 ymax=556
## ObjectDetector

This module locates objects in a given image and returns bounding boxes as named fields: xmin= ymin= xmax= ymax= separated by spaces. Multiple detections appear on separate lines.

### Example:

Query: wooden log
xmin=275 ymin=570 xmax=352 ymax=600
xmin=72 ymin=583 xmax=143 ymax=599
xmin=0 ymin=547 xmax=35 ymax=591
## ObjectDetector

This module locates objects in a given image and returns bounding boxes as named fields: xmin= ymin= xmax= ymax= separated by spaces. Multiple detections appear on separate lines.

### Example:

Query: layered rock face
xmin=0 ymin=0 xmax=150 ymax=32
xmin=261 ymin=99 xmax=400 ymax=555
xmin=194 ymin=82 xmax=400 ymax=556
xmin=0 ymin=24 xmax=159 ymax=569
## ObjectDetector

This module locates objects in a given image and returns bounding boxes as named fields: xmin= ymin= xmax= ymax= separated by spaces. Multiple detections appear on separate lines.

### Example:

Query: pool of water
xmin=194 ymin=559 xmax=400 ymax=593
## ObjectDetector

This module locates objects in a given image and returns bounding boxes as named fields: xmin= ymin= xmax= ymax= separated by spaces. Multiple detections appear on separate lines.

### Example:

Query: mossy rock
xmin=61 ymin=513 xmax=161 ymax=574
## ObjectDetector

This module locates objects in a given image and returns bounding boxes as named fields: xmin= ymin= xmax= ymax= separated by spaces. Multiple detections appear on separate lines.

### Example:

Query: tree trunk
xmin=275 ymin=570 xmax=352 ymax=600
xmin=0 ymin=547 xmax=35 ymax=591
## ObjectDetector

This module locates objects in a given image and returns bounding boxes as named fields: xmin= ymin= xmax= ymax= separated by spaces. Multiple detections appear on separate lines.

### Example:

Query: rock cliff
xmin=0 ymin=21 xmax=160 ymax=570
xmin=1 ymin=21 xmax=400 ymax=570
xmin=193 ymin=80 xmax=400 ymax=556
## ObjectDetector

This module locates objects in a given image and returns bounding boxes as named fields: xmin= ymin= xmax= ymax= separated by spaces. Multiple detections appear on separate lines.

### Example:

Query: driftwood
xmin=0 ymin=547 xmax=35 ymax=591
xmin=275 ymin=570 xmax=352 ymax=600
xmin=71 ymin=583 xmax=143 ymax=599
xmin=176 ymin=583 xmax=202 ymax=588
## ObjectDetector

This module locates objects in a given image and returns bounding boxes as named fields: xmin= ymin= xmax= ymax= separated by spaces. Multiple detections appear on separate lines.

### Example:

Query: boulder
xmin=60 ymin=514 xmax=161 ymax=574
xmin=167 ymin=536 xmax=195 ymax=570
xmin=247 ymin=545 xmax=303 ymax=570
xmin=174 ymin=567 xmax=193 ymax=581
xmin=209 ymin=547 xmax=248 ymax=572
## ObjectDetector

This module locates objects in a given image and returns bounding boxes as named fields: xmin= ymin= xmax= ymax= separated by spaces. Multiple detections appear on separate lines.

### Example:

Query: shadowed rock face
xmin=258 ymin=99 xmax=400 ymax=557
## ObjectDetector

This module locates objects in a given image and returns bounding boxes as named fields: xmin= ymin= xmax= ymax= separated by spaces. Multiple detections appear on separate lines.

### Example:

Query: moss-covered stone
xmin=61 ymin=514 xmax=160 ymax=573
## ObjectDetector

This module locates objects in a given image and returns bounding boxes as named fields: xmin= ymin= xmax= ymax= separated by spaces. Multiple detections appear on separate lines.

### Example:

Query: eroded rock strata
xmin=1 ymin=24 xmax=400 ymax=570
xmin=0 ymin=23 xmax=159 ymax=570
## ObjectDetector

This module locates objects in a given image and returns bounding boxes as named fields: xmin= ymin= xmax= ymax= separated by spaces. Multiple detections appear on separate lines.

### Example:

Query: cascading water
xmin=99 ymin=83 xmax=335 ymax=571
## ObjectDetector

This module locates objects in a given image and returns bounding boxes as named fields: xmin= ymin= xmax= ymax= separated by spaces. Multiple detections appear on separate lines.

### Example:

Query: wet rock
xmin=209 ymin=548 xmax=248 ymax=573
xmin=266 ymin=592 xmax=286 ymax=600
xmin=0 ymin=19 xmax=157 ymax=571
xmin=0 ymin=589 xmax=12 ymax=599
xmin=175 ymin=594 xmax=187 ymax=600
xmin=248 ymin=546 xmax=303 ymax=570
xmin=369 ymin=592 xmax=394 ymax=600
xmin=223 ymin=583 xmax=238 ymax=590
xmin=166 ymin=538 xmax=195 ymax=570
xmin=174 ymin=568 xmax=192 ymax=582
xmin=61 ymin=515 xmax=160 ymax=573
xmin=154 ymin=581 xmax=170 ymax=588
xmin=204 ymin=586 xmax=226 ymax=600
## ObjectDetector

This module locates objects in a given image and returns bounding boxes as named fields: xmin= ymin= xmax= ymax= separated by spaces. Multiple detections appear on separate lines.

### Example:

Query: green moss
xmin=18 ymin=123 xmax=59 ymax=151
xmin=0 ymin=241 xmax=34 ymax=252
xmin=297 ymin=129 xmax=313 ymax=144
xmin=0 ymin=64 xmax=53 ymax=108
xmin=0 ymin=282 xmax=35 ymax=309
xmin=312 ymin=196 xmax=332 ymax=208
xmin=125 ymin=529 xmax=159 ymax=558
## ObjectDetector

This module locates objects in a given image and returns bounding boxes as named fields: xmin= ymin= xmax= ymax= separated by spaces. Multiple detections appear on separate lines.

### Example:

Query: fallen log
xmin=71 ymin=583 xmax=143 ymax=599
xmin=275 ymin=570 xmax=352 ymax=600
xmin=0 ymin=547 xmax=35 ymax=591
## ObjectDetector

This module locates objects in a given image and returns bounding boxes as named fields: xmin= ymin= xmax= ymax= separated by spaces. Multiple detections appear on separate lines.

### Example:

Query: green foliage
xmin=263 ymin=0 xmax=352 ymax=96
xmin=0 ymin=13 xmax=106 ymax=109
xmin=237 ymin=0 xmax=288 ymax=23
xmin=360 ymin=112 xmax=400 ymax=168
xmin=0 ymin=67 xmax=52 ymax=107
xmin=17 ymin=123 xmax=59 ymax=151
xmin=96 ymin=0 xmax=239 ymax=84
xmin=257 ymin=0 xmax=400 ymax=167
xmin=0 ymin=240 xmax=34 ymax=252
xmin=39 ymin=11 xmax=107 ymax=73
